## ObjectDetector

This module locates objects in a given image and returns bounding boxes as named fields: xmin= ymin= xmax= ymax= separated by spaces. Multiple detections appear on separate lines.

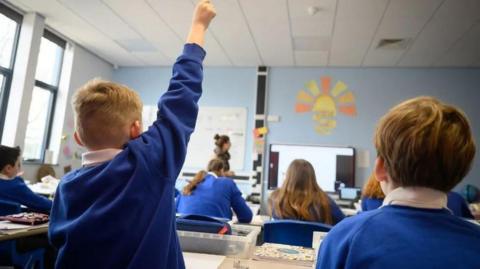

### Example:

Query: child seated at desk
xmin=317 ymin=97 xmax=480 ymax=269
xmin=360 ymin=173 xmax=385 ymax=212
xmin=0 ymin=145 xmax=52 ymax=214
xmin=0 ymin=145 xmax=55 ymax=269
xmin=176 ymin=158 xmax=253 ymax=223
xmin=268 ymin=159 xmax=345 ymax=225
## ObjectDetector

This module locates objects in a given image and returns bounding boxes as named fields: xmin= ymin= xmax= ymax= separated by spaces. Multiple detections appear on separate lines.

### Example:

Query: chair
xmin=0 ymin=200 xmax=44 ymax=269
xmin=263 ymin=219 xmax=332 ymax=248
xmin=176 ymin=214 xmax=232 ymax=235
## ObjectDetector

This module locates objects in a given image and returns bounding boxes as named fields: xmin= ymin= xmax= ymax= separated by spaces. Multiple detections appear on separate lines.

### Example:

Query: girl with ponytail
xmin=176 ymin=158 xmax=252 ymax=223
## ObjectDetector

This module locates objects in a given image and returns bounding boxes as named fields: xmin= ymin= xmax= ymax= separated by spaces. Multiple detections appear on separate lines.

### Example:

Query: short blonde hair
xmin=374 ymin=96 xmax=476 ymax=192
xmin=72 ymin=79 xmax=142 ymax=149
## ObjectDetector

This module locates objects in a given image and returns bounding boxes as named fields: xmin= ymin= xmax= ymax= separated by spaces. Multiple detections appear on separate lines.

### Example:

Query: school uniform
xmin=361 ymin=192 xmax=474 ymax=219
xmin=271 ymin=195 xmax=345 ymax=225
xmin=360 ymin=197 xmax=383 ymax=212
xmin=49 ymin=44 xmax=206 ymax=269
xmin=447 ymin=191 xmax=474 ymax=219
xmin=0 ymin=175 xmax=52 ymax=213
xmin=176 ymin=173 xmax=253 ymax=223
xmin=317 ymin=187 xmax=480 ymax=269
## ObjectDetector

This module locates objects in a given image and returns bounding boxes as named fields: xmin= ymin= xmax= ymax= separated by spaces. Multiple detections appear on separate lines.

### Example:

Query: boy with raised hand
xmin=48 ymin=1 xmax=216 ymax=268
xmin=317 ymin=97 xmax=480 ymax=269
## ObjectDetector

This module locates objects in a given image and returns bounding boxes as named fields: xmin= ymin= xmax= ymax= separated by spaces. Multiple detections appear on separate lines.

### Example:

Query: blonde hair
xmin=362 ymin=173 xmax=385 ymax=199
xmin=183 ymin=159 xmax=225 ymax=195
xmin=72 ymin=79 xmax=142 ymax=149
xmin=269 ymin=159 xmax=333 ymax=224
xmin=374 ymin=96 xmax=476 ymax=192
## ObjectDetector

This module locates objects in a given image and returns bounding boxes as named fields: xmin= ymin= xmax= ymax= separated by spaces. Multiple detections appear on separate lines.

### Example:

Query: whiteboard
xmin=269 ymin=144 xmax=355 ymax=192
xmin=142 ymin=106 xmax=247 ymax=171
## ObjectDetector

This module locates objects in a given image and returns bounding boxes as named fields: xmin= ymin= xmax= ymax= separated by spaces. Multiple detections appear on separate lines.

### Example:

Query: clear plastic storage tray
xmin=178 ymin=224 xmax=261 ymax=258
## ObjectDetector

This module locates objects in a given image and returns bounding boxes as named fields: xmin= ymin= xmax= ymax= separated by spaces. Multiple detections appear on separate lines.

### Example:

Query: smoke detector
xmin=307 ymin=6 xmax=321 ymax=16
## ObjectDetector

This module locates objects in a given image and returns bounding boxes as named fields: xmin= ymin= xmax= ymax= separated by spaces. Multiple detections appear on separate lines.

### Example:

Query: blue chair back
xmin=176 ymin=214 xmax=232 ymax=235
xmin=263 ymin=220 xmax=332 ymax=247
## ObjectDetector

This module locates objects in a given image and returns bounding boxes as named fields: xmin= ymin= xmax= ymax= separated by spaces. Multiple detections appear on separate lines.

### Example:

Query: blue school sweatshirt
xmin=176 ymin=174 xmax=253 ymax=223
xmin=447 ymin=191 xmax=474 ymax=219
xmin=48 ymin=44 xmax=205 ymax=269
xmin=360 ymin=197 xmax=383 ymax=212
xmin=317 ymin=205 xmax=480 ymax=269
xmin=271 ymin=196 xmax=345 ymax=225
xmin=361 ymin=192 xmax=474 ymax=219
xmin=0 ymin=177 xmax=52 ymax=213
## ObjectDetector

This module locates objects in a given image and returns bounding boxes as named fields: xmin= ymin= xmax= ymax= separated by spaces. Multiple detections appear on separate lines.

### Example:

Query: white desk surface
xmin=184 ymin=252 xmax=226 ymax=269
xmin=183 ymin=252 xmax=313 ymax=269
xmin=27 ymin=183 xmax=56 ymax=196
xmin=341 ymin=208 xmax=358 ymax=216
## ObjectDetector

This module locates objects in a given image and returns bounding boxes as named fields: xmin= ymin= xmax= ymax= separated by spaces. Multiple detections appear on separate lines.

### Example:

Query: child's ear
xmin=374 ymin=157 xmax=388 ymax=183
xmin=2 ymin=165 xmax=12 ymax=174
xmin=129 ymin=120 xmax=142 ymax=139
xmin=74 ymin=132 xmax=84 ymax=147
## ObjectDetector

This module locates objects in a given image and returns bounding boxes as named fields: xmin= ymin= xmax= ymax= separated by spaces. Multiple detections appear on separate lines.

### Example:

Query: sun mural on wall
xmin=295 ymin=76 xmax=357 ymax=135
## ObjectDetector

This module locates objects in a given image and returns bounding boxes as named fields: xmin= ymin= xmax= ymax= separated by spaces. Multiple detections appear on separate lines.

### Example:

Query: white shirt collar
xmin=207 ymin=172 xmax=218 ymax=178
xmin=82 ymin=148 xmax=123 ymax=166
xmin=0 ymin=173 xmax=10 ymax=180
xmin=382 ymin=187 xmax=447 ymax=209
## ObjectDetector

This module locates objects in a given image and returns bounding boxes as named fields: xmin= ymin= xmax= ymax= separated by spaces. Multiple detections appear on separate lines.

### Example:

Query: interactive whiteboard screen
xmin=268 ymin=144 xmax=355 ymax=192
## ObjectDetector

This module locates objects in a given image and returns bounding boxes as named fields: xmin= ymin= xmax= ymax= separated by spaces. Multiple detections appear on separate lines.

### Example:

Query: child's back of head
xmin=374 ymin=96 xmax=476 ymax=191
xmin=72 ymin=79 xmax=142 ymax=150
xmin=0 ymin=145 xmax=20 ymax=174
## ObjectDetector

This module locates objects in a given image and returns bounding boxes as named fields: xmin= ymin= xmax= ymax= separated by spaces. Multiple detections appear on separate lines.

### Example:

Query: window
xmin=0 ymin=3 xmax=22 ymax=140
xmin=23 ymin=30 xmax=65 ymax=162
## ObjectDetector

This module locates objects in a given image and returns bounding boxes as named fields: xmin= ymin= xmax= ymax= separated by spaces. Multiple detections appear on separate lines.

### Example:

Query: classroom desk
xmin=341 ymin=208 xmax=359 ymax=216
xmin=183 ymin=252 xmax=312 ymax=269
xmin=27 ymin=183 xmax=56 ymax=197
xmin=0 ymin=222 xmax=49 ymax=242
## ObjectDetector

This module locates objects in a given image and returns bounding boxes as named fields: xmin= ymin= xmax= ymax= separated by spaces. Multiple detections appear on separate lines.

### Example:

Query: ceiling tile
xmin=288 ymin=0 xmax=337 ymax=37
xmin=103 ymin=0 xmax=183 ymax=62
xmin=146 ymin=0 xmax=231 ymax=66
xmin=207 ymin=0 xmax=261 ymax=66
xmin=239 ymin=0 xmax=294 ymax=66
xmin=10 ymin=0 xmax=141 ymax=66
xmin=398 ymin=0 xmax=480 ymax=67
xmin=329 ymin=0 xmax=389 ymax=66
xmin=434 ymin=22 xmax=480 ymax=67
xmin=363 ymin=0 xmax=443 ymax=66
xmin=294 ymin=51 xmax=328 ymax=66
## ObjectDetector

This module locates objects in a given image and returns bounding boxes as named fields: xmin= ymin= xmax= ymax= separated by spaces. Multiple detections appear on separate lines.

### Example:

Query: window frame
xmin=24 ymin=29 xmax=65 ymax=163
xmin=0 ymin=2 xmax=22 ymax=141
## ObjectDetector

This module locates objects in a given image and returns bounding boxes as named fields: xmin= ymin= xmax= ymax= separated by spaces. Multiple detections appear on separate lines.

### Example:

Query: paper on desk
xmin=183 ymin=252 xmax=226 ymax=269
xmin=0 ymin=220 xmax=32 ymax=230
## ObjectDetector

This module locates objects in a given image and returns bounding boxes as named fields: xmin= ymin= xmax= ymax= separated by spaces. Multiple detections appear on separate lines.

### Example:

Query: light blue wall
xmin=266 ymin=68 xmax=480 ymax=192
xmin=113 ymin=67 xmax=257 ymax=172
xmin=113 ymin=66 xmax=480 ymax=196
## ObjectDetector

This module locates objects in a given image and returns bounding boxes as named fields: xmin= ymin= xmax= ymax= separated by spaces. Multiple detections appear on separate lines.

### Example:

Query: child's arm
xmin=134 ymin=0 xmax=216 ymax=179
xmin=187 ymin=0 xmax=216 ymax=47
xmin=230 ymin=181 xmax=253 ymax=223
xmin=11 ymin=178 xmax=53 ymax=213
